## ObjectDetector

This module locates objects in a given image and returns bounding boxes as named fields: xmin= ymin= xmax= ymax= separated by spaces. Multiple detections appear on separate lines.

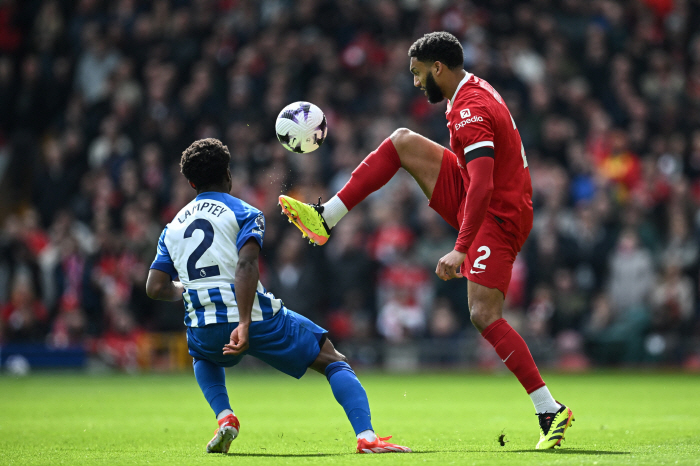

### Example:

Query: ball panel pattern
xmin=275 ymin=101 xmax=327 ymax=153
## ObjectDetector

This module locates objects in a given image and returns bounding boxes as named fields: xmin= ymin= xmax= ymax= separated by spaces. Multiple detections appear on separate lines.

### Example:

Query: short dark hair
xmin=180 ymin=138 xmax=231 ymax=189
xmin=408 ymin=32 xmax=464 ymax=69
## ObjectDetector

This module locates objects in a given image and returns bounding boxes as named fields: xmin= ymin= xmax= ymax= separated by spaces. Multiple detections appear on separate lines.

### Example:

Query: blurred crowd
xmin=1 ymin=0 xmax=699 ymax=370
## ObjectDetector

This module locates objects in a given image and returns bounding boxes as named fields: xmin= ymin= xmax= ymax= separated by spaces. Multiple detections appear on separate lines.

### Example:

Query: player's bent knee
xmin=469 ymin=307 xmax=500 ymax=333
xmin=469 ymin=312 xmax=486 ymax=333
xmin=322 ymin=346 xmax=347 ymax=365
xmin=309 ymin=338 xmax=347 ymax=373
xmin=335 ymin=351 xmax=349 ymax=364
xmin=390 ymin=127 xmax=414 ymax=149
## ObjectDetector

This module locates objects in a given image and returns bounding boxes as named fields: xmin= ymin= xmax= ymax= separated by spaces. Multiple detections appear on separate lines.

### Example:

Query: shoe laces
xmin=360 ymin=435 xmax=392 ymax=445
xmin=536 ymin=404 xmax=565 ymax=435
xmin=536 ymin=412 xmax=555 ymax=435
xmin=308 ymin=197 xmax=331 ymax=235
xmin=219 ymin=414 xmax=239 ymax=429
xmin=310 ymin=197 xmax=324 ymax=212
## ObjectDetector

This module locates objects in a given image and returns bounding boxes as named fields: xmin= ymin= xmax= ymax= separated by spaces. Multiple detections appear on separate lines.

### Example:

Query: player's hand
xmin=436 ymin=250 xmax=466 ymax=281
xmin=223 ymin=323 xmax=249 ymax=355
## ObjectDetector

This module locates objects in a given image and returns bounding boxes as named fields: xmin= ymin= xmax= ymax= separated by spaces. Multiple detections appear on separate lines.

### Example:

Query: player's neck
xmin=196 ymin=184 xmax=230 ymax=195
xmin=444 ymin=69 xmax=468 ymax=102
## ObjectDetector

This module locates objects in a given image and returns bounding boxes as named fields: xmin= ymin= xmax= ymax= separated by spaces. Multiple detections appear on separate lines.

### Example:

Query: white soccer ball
xmin=6 ymin=355 xmax=31 ymax=376
xmin=275 ymin=101 xmax=327 ymax=153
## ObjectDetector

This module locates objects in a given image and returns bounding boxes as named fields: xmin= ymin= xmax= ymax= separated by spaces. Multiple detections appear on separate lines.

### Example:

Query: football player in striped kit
xmin=146 ymin=138 xmax=410 ymax=454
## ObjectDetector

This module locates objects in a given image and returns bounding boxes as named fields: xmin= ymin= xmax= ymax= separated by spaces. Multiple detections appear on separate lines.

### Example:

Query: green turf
xmin=0 ymin=371 xmax=698 ymax=465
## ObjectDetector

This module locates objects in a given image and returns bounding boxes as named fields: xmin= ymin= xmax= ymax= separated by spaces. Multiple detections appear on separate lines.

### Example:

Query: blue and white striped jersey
xmin=150 ymin=192 xmax=284 ymax=327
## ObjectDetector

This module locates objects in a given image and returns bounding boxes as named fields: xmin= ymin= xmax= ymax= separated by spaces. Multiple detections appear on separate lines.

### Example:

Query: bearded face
xmin=424 ymin=71 xmax=444 ymax=104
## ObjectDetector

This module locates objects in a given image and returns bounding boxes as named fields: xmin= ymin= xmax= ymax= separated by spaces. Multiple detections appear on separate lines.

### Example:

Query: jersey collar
xmin=195 ymin=191 xmax=227 ymax=202
xmin=447 ymin=72 xmax=473 ymax=113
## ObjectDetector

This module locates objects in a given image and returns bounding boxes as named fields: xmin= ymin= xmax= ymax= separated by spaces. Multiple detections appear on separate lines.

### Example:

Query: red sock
xmin=481 ymin=318 xmax=545 ymax=394
xmin=337 ymin=138 xmax=401 ymax=211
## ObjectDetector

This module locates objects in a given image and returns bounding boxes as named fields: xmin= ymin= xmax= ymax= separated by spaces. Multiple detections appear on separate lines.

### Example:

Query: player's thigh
xmin=428 ymin=149 xmax=464 ymax=231
xmin=309 ymin=337 xmax=347 ymax=374
xmin=187 ymin=324 xmax=244 ymax=367
xmin=247 ymin=309 xmax=327 ymax=379
xmin=390 ymin=128 xmax=445 ymax=199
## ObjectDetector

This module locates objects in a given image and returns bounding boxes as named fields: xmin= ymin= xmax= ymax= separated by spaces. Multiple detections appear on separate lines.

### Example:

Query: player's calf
xmin=312 ymin=338 xmax=411 ymax=453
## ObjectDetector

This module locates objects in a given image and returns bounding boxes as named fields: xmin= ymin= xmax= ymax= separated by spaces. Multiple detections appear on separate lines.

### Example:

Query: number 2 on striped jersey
xmin=184 ymin=219 xmax=221 ymax=281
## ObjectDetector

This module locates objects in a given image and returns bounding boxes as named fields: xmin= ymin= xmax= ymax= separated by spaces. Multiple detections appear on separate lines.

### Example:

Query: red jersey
xmin=445 ymin=73 xmax=533 ymax=252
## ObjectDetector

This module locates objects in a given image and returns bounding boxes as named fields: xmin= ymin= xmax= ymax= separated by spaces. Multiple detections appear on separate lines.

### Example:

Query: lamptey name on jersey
xmin=177 ymin=201 xmax=228 ymax=223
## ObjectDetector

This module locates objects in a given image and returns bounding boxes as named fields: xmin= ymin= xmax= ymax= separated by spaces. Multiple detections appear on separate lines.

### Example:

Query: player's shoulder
xmin=204 ymin=193 xmax=264 ymax=230
xmin=158 ymin=222 xmax=172 ymax=242
xmin=225 ymin=193 xmax=261 ymax=218
xmin=449 ymin=76 xmax=489 ymax=118
xmin=455 ymin=76 xmax=495 ymax=106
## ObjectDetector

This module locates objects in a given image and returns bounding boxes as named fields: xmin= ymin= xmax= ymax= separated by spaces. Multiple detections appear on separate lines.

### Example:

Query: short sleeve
xmin=236 ymin=210 xmax=265 ymax=251
xmin=150 ymin=227 xmax=178 ymax=279
xmin=452 ymin=101 xmax=495 ymax=163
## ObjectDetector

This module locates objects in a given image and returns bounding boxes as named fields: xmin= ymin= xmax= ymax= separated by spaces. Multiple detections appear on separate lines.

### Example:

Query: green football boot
xmin=279 ymin=195 xmax=331 ymax=245
xmin=536 ymin=403 xmax=574 ymax=449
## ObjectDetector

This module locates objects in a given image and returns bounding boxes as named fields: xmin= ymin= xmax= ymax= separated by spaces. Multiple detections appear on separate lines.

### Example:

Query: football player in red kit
xmin=279 ymin=31 xmax=574 ymax=449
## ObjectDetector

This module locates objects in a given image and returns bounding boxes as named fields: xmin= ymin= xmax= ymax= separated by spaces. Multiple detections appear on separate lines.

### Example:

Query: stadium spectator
xmin=266 ymin=233 xmax=328 ymax=324
xmin=48 ymin=294 xmax=86 ymax=349
xmin=585 ymin=292 xmax=650 ymax=364
xmin=607 ymin=229 xmax=655 ymax=312
xmin=1 ymin=273 xmax=48 ymax=343
xmin=0 ymin=0 xmax=698 ymax=367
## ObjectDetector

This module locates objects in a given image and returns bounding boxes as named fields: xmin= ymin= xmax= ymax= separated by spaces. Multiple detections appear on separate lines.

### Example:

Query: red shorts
xmin=428 ymin=149 xmax=528 ymax=297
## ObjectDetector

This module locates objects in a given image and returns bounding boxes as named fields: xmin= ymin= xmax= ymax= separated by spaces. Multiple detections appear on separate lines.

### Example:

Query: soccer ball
xmin=275 ymin=101 xmax=327 ymax=153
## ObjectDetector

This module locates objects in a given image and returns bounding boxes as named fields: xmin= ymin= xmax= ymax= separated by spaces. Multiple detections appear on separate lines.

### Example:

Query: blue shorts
xmin=186 ymin=308 xmax=327 ymax=379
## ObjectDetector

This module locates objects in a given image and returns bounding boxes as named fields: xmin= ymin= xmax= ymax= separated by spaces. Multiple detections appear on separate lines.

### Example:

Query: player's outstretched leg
xmin=309 ymin=339 xmax=411 ymax=453
xmin=279 ymin=129 xmax=444 ymax=245
xmin=468 ymin=281 xmax=574 ymax=449
xmin=193 ymin=358 xmax=241 ymax=453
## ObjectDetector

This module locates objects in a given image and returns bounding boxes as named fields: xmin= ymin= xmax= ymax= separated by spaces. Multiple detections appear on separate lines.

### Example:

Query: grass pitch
xmin=0 ymin=370 xmax=698 ymax=465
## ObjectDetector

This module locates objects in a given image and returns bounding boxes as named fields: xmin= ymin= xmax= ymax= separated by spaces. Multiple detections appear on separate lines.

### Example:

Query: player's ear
xmin=189 ymin=181 xmax=196 ymax=190
xmin=434 ymin=61 xmax=442 ymax=76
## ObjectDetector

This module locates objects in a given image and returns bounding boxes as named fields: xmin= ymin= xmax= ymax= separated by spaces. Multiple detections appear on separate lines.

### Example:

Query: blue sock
xmin=325 ymin=361 xmax=373 ymax=435
xmin=193 ymin=358 xmax=232 ymax=418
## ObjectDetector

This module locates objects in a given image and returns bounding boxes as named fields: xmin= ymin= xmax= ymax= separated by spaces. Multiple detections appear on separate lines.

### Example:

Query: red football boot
xmin=357 ymin=435 xmax=412 ymax=454
xmin=206 ymin=414 xmax=240 ymax=453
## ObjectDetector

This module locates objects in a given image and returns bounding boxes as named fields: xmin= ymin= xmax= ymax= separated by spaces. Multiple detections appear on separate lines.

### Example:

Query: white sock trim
xmin=216 ymin=409 xmax=234 ymax=421
xmin=322 ymin=195 xmax=348 ymax=229
xmin=529 ymin=386 xmax=560 ymax=414
xmin=356 ymin=429 xmax=377 ymax=442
